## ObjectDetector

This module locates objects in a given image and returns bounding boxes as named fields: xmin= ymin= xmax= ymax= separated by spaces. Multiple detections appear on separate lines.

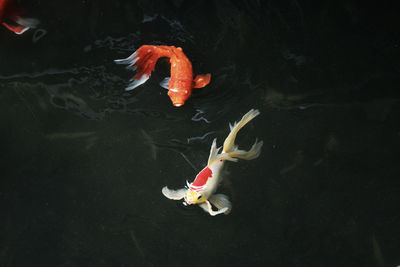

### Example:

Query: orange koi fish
xmin=162 ymin=109 xmax=263 ymax=216
xmin=0 ymin=0 xmax=38 ymax=34
xmin=115 ymin=45 xmax=211 ymax=107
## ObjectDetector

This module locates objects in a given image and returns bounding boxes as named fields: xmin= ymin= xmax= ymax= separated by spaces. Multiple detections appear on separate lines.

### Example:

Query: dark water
xmin=1 ymin=1 xmax=399 ymax=266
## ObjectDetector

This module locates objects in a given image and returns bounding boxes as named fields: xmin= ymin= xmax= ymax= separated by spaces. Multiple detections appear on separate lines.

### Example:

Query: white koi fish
xmin=162 ymin=109 xmax=263 ymax=216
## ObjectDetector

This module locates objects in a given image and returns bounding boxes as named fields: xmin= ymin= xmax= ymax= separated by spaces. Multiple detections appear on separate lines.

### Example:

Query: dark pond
xmin=1 ymin=1 xmax=399 ymax=266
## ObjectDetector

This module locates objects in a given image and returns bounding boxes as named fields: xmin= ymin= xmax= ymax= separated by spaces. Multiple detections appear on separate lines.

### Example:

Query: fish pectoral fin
xmin=160 ymin=77 xmax=170 ymax=89
xmin=199 ymin=200 xmax=229 ymax=216
xmin=193 ymin=74 xmax=211 ymax=89
xmin=209 ymin=194 xmax=232 ymax=214
xmin=161 ymin=186 xmax=187 ymax=200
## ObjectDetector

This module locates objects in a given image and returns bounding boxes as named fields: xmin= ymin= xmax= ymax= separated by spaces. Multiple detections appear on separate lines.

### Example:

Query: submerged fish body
xmin=162 ymin=109 xmax=263 ymax=216
xmin=115 ymin=45 xmax=211 ymax=107
xmin=0 ymin=0 xmax=39 ymax=34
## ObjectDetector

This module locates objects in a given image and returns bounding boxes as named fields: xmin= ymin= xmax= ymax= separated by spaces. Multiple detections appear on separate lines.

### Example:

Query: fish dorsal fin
xmin=207 ymin=139 xmax=219 ymax=165
xmin=193 ymin=74 xmax=211 ymax=89
xmin=160 ymin=77 xmax=170 ymax=89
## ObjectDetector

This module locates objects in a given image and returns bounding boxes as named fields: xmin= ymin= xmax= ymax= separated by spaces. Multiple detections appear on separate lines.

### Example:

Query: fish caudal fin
xmin=2 ymin=15 xmax=39 ymax=35
xmin=193 ymin=74 xmax=211 ymax=88
xmin=223 ymin=109 xmax=260 ymax=153
xmin=2 ymin=22 xmax=29 ymax=34
xmin=227 ymin=139 xmax=263 ymax=160
xmin=2 ymin=3 xmax=39 ymax=35
xmin=207 ymin=109 xmax=263 ymax=165
xmin=114 ymin=45 xmax=161 ymax=91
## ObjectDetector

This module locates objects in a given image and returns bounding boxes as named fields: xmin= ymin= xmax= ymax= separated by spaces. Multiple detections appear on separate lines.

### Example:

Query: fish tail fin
xmin=193 ymin=74 xmax=211 ymax=88
xmin=2 ymin=5 xmax=39 ymax=34
xmin=222 ymin=109 xmax=262 ymax=160
xmin=227 ymin=139 xmax=263 ymax=160
xmin=2 ymin=22 xmax=29 ymax=34
xmin=114 ymin=45 xmax=161 ymax=91
xmin=207 ymin=109 xmax=263 ymax=165
xmin=14 ymin=16 xmax=39 ymax=28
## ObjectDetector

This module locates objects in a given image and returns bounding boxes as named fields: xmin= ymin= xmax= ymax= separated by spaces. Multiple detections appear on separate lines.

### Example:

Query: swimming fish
xmin=0 ymin=0 xmax=39 ymax=34
xmin=162 ymin=109 xmax=263 ymax=216
xmin=114 ymin=45 xmax=211 ymax=107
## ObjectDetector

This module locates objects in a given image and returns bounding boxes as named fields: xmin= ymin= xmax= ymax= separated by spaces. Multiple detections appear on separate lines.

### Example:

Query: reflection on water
xmin=1 ymin=0 xmax=400 ymax=266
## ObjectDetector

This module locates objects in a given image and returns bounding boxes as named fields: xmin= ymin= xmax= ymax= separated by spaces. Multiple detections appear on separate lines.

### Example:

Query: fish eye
xmin=197 ymin=195 xmax=202 ymax=200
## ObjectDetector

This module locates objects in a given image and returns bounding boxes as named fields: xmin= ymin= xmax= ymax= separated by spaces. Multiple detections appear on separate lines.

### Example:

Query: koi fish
xmin=162 ymin=109 xmax=263 ymax=216
xmin=0 ymin=0 xmax=39 ymax=34
xmin=114 ymin=45 xmax=211 ymax=107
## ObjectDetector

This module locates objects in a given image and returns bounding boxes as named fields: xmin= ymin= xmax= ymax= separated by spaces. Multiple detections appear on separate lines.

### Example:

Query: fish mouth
xmin=184 ymin=196 xmax=194 ymax=205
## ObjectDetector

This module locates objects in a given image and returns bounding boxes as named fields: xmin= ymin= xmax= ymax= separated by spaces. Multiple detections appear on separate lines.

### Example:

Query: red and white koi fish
xmin=114 ymin=45 xmax=211 ymax=107
xmin=0 ymin=0 xmax=39 ymax=34
xmin=162 ymin=109 xmax=263 ymax=216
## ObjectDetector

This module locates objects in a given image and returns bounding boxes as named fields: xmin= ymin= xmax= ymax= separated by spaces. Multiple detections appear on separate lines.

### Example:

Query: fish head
xmin=184 ymin=189 xmax=205 ymax=205
xmin=168 ymin=89 xmax=191 ymax=107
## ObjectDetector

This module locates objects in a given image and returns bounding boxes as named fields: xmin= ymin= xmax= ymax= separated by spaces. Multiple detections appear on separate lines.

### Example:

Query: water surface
xmin=1 ymin=1 xmax=399 ymax=266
